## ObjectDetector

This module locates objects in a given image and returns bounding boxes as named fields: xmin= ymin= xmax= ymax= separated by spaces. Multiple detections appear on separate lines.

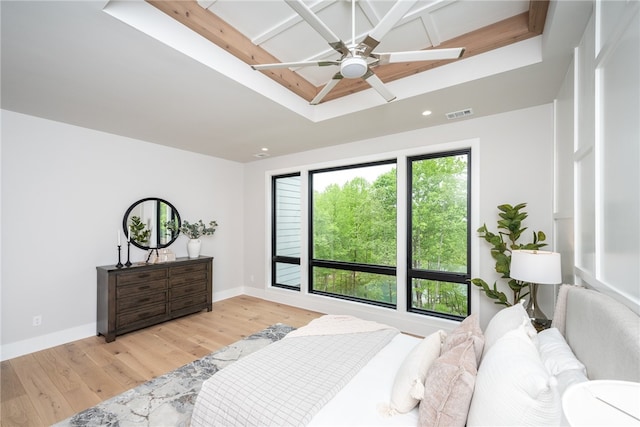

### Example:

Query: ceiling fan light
xmin=341 ymin=57 xmax=367 ymax=78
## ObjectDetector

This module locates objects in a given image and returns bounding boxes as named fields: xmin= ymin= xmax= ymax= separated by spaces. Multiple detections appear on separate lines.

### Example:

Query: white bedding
xmin=191 ymin=324 xmax=399 ymax=427
xmin=190 ymin=286 xmax=639 ymax=427
xmin=308 ymin=333 xmax=421 ymax=427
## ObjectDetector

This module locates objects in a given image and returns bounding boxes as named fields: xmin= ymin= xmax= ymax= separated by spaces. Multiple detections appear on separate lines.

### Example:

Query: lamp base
xmin=531 ymin=318 xmax=552 ymax=332
xmin=526 ymin=283 xmax=551 ymax=331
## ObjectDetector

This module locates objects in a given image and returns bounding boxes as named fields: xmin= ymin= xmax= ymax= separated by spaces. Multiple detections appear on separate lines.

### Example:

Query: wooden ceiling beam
xmin=147 ymin=0 xmax=318 ymax=101
xmin=148 ymin=0 xmax=548 ymax=104
xmin=528 ymin=0 xmax=550 ymax=34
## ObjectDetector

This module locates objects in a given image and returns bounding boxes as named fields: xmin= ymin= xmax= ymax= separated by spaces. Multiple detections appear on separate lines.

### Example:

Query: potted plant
xmin=470 ymin=203 xmax=547 ymax=306
xmin=166 ymin=219 xmax=218 ymax=258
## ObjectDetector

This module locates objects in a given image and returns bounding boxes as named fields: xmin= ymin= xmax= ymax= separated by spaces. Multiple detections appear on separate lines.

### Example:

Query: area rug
xmin=53 ymin=323 xmax=295 ymax=427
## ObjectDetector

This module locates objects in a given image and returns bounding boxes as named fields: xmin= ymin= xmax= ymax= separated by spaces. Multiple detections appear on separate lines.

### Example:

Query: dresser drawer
xmin=170 ymin=262 xmax=207 ymax=276
xmin=117 ymin=290 xmax=167 ymax=312
xmin=171 ymin=293 xmax=207 ymax=312
xmin=116 ymin=279 xmax=167 ymax=298
xmin=171 ymin=280 xmax=207 ymax=299
xmin=117 ymin=269 xmax=167 ymax=286
xmin=116 ymin=303 xmax=167 ymax=329
xmin=170 ymin=271 xmax=207 ymax=286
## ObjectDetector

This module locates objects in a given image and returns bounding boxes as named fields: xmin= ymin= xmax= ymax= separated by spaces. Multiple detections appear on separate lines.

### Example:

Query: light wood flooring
xmin=1 ymin=295 xmax=323 ymax=427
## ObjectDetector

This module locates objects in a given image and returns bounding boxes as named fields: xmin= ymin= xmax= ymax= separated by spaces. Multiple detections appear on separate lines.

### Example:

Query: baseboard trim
xmin=212 ymin=286 xmax=245 ymax=302
xmin=1 ymin=322 xmax=96 ymax=362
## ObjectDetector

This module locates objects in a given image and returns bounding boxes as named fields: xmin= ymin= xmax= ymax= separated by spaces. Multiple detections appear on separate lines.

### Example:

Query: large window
xmin=272 ymin=173 xmax=301 ymax=289
xmin=271 ymin=148 xmax=471 ymax=319
xmin=310 ymin=161 xmax=397 ymax=306
xmin=408 ymin=150 xmax=470 ymax=318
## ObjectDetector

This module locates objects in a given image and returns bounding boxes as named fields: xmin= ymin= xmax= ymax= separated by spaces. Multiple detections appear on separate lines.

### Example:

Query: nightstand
xmin=562 ymin=380 xmax=640 ymax=426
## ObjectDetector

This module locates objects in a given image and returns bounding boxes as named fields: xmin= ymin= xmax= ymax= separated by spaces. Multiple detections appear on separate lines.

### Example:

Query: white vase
xmin=187 ymin=238 xmax=201 ymax=258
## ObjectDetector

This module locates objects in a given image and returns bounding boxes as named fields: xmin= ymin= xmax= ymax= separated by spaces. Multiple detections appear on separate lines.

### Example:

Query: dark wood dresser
xmin=96 ymin=256 xmax=213 ymax=342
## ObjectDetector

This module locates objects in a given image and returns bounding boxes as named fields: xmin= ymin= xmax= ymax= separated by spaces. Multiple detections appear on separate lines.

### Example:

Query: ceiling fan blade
xmin=373 ymin=48 xmax=465 ymax=65
xmin=285 ymin=0 xmax=350 ymax=56
xmin=361 ymin=0 xmax=418 ymax=55
xmin=363 ymin=69 xmax=396 ymax=102
xmin=310 ymin=73 xmax=343 ymax=105
xmin=252 ymin=60 xmax=339 ymax=71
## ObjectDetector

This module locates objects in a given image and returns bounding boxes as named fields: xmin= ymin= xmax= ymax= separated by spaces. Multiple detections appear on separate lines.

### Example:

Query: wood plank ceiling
xmin=148 ymin=0 xmax=549 ymax=104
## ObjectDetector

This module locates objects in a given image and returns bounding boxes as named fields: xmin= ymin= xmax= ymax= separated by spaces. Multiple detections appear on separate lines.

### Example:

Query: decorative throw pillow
xmin=467 ymin=325 xmax=561 ymax=426
xmin=482 ymin=302 xmax=536 ymax=360
xmin=418 ymin=339 xmax=477 ymax=427
xmin=389 ymin=330 xmax=446 ymax=413
xmin=442 ymin=313 xmax=484 ymax=364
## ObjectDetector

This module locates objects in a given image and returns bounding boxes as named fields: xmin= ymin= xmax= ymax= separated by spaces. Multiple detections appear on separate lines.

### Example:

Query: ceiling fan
xmin=251 ymin=0 xmax=465 ymax=105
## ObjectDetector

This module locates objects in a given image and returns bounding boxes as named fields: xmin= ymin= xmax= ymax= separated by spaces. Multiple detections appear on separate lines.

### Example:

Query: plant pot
xmin=187 ymin=239 xmax=201 ymax=259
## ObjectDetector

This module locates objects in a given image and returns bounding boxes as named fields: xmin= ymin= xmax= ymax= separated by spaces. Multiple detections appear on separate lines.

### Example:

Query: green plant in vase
xmin=470 ymin=203 xmax=547 ymax=306
xmin=166 ymin=219 xmax=218 ymax=258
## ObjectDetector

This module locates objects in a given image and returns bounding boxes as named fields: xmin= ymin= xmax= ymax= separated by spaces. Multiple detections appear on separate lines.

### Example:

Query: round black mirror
xmin=123 ymin=198 xmax=181 ymax=250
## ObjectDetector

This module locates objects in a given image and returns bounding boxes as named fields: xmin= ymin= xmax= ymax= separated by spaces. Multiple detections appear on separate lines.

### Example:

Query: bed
xmin=191 ymin=285 xmax=640 ymax=426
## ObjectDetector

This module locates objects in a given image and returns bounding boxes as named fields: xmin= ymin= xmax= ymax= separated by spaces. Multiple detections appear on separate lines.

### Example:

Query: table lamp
xmin=510 ymin=250 xmax=562 ymax=329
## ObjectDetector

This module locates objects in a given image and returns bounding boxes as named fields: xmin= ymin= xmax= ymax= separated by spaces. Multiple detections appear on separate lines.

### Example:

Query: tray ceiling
xmin=149 ymin=0 xmax=549 ymax=104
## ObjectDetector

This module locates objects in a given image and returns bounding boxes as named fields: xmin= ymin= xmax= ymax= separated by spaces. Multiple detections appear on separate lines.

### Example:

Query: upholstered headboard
xmin=558 ymin=285 xmax=640 ymax=381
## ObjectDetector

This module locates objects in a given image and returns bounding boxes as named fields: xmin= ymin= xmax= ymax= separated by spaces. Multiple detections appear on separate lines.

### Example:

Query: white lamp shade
xmin=510 ymin=250 xmax=562 ymax=284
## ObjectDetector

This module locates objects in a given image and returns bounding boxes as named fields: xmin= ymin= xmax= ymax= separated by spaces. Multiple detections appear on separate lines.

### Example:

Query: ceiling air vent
xmin=446 ymin=108 xmax=474 ymax=120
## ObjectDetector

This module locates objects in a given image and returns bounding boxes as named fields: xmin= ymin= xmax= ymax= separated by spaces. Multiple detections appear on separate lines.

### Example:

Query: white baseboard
xmin=212 ymin=286 xmax=245 ymax=302
xmin=1 ymin=322 xmax=96 ymax=361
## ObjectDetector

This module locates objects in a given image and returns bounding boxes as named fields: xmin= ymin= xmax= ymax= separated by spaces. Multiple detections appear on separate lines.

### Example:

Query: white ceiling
xmin=0 ymin=1 xmax=592 ymax=163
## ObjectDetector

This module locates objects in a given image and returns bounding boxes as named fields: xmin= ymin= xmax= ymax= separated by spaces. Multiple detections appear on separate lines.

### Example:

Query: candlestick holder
xmin=125 ymin=241 xmax=132 ymax=267
xmin=116 ymin=245 xmax=123 ymax=268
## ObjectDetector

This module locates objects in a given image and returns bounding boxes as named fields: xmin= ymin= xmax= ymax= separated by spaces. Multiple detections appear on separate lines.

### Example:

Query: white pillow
xmin=389 ymin=330 xmax=446 ymax=413
xmin=467 ymin=325 xmax=561 ymax=426
xmin=537 ymin=327 xmax=589 ymax=397
xmin=482 ymin=302 xmax=536 ymax=359
xmin=537 ymin=327 xmax=587 ymax=376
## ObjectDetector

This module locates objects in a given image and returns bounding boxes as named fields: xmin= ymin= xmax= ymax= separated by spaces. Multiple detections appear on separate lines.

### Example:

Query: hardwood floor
xmin=0 ymin=296 xmax=323 ymax=427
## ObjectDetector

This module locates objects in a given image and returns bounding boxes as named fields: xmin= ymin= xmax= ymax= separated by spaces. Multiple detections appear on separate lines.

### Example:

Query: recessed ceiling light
xmin=261 ymin=147 xmax=269 ymax=151
xmin=253 ymin=152 xmax=270 ymax=158
xmin=422 ymin=110 xmax=432 ymax=116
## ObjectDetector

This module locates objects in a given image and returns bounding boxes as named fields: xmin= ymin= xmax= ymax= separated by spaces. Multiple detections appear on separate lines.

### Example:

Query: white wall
xmin=0 ymin=110 xmax=245 ymax=360
xmin=243 ymin=104 xmax=556 ymax=334
xmin=555 ymin=0 xmax=640 ymax=313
